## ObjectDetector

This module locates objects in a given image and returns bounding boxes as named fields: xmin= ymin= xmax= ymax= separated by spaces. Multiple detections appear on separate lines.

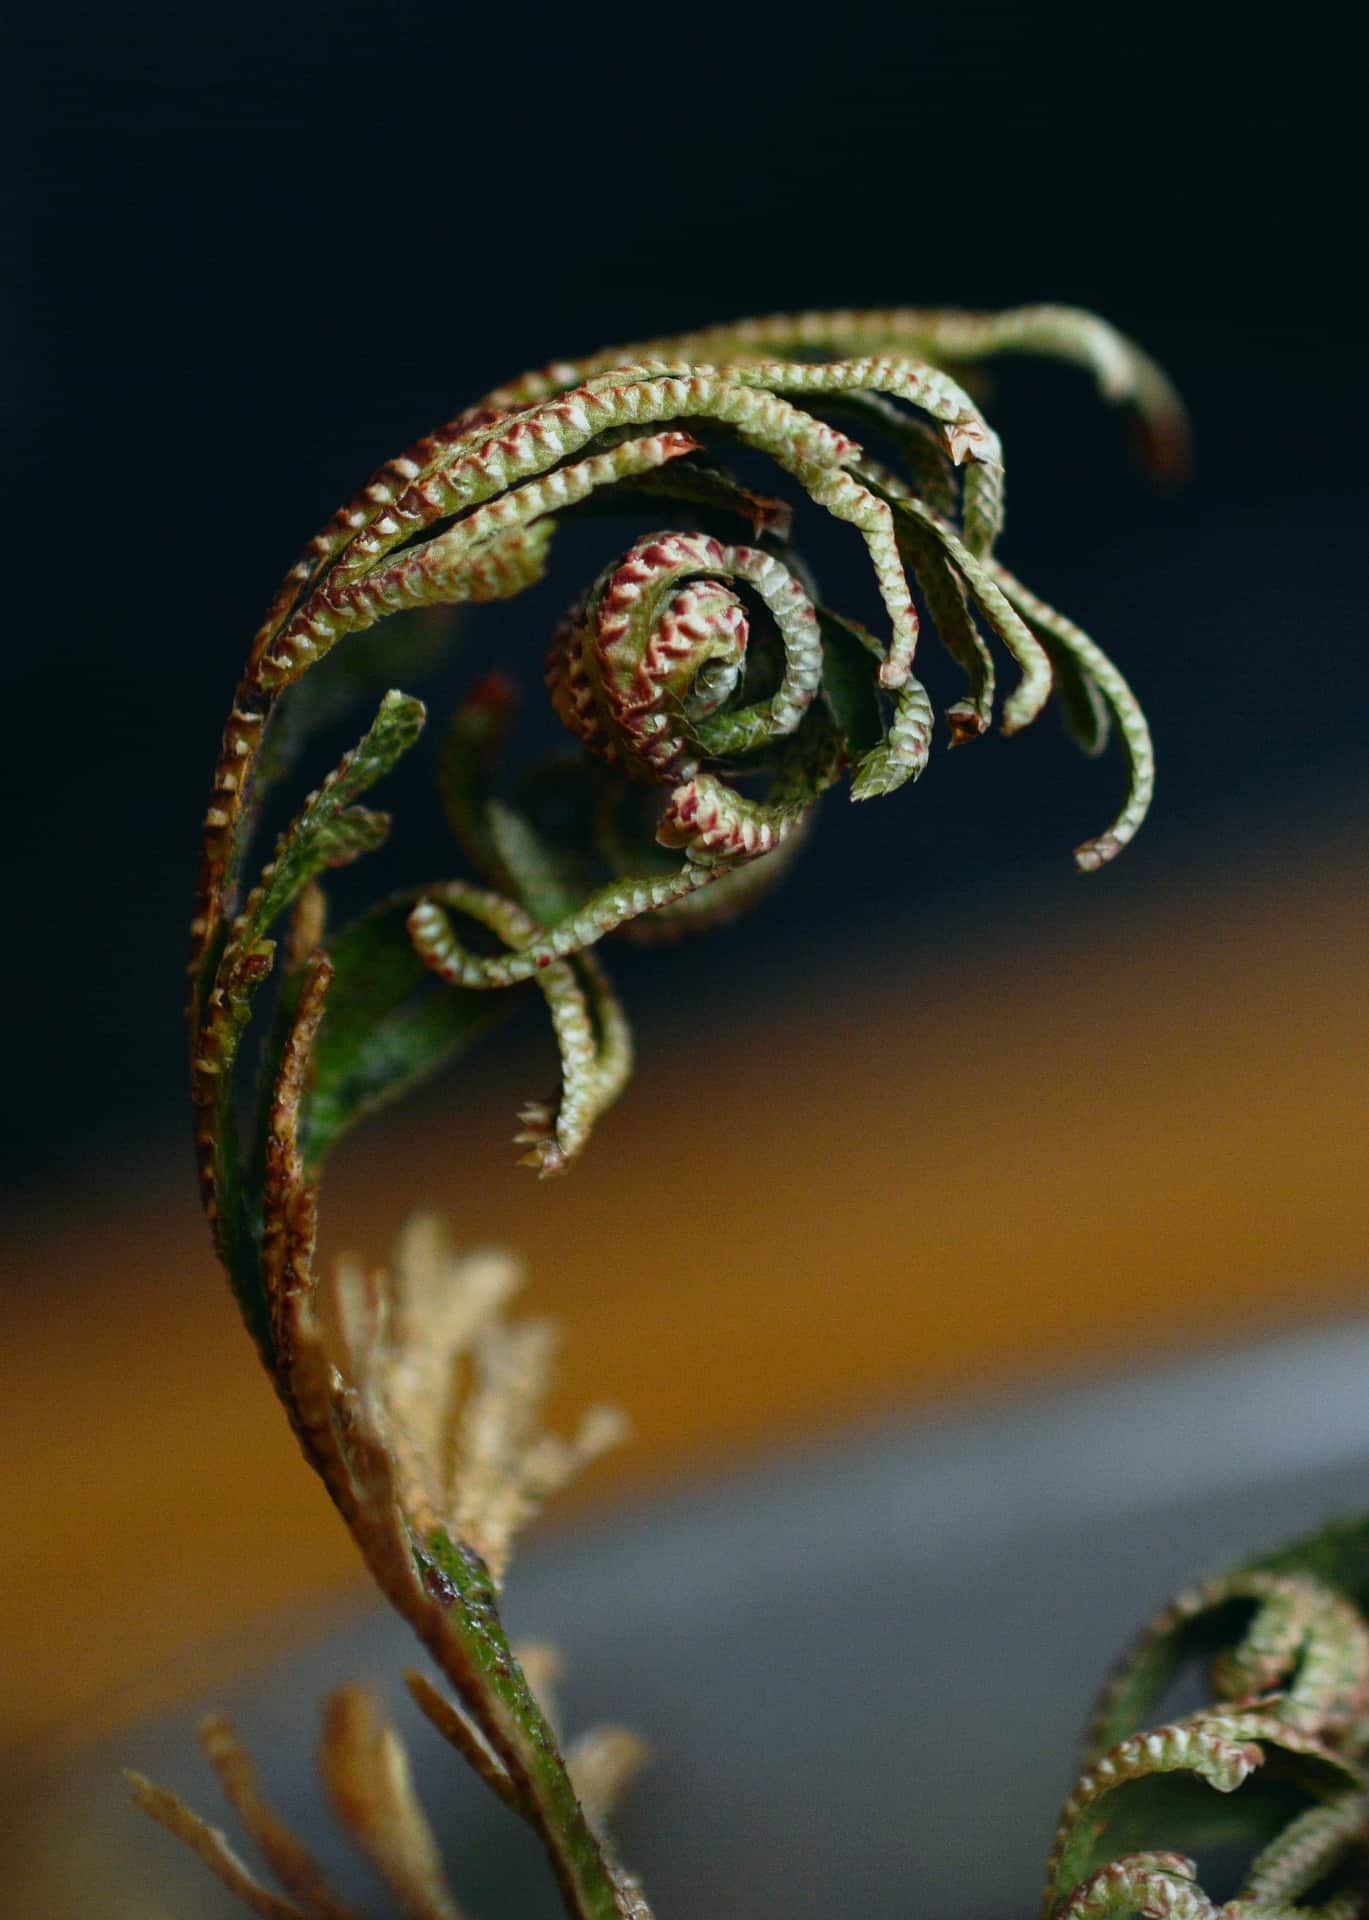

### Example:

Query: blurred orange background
xmin=7 ymin=825 xmax=1366 ymax=1786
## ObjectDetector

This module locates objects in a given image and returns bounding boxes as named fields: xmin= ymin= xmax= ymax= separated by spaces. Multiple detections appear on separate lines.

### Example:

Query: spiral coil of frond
xmin=190 ymin=305 xmax=1180 ymax=1259
xmin=159 ymin=306 xmax=1192 ymax=1920
xmin=1045 ymin=1524 xmax=1369 ymax=1920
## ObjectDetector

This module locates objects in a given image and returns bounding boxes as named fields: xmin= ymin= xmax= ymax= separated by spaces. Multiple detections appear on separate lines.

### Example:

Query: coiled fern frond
xmin=189 ymin=303 xmax=1181 ymax=1273
xmin=1046 ymin=1519 xmax=1369 ymax=1920
xmin=139 ymin=306 xmax=1366 ymax=1920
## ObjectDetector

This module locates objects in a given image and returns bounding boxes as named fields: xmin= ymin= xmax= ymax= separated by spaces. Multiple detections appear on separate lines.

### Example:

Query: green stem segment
xmin=421 ymin=1532 xmax=630 ymax=1920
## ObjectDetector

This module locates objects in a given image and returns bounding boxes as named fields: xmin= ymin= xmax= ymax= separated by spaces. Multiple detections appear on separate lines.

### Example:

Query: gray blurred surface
xmin=36 ymin=1322 xmax=1369 ymax=1918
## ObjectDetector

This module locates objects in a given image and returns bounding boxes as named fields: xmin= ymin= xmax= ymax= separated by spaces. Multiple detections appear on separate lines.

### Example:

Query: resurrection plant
xmin=132 ymin=306 xmax=1369 ymax=1918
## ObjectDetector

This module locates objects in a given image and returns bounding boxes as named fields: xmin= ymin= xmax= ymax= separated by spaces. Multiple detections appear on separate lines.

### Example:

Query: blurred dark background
xmin=10 ymin=0 xmax=1364 ymax=1194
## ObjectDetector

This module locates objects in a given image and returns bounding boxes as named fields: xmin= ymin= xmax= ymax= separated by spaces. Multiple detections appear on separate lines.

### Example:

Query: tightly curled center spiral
xmin=547 ymin=530 xmax=823 ymax=792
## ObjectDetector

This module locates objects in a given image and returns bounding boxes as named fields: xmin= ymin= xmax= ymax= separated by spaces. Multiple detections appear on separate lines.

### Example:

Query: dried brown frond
xmin=126 ymin=1771 xmax=312 ymax=1920
xmin=315 ymin=1215 xmax=628 ymax=1585
xmin=319 ymin=1686 xmax=468 ymax=1920
xmin=566 ymin=1727 xmax=652 ymax=1829
xmin=200 ymin=1714 xmax=359 ymax=1920
xmin=134 ymin=1213 xmax=642 ymax=1919
xmin=403 ymin=1670 xmax=518 ymax=1811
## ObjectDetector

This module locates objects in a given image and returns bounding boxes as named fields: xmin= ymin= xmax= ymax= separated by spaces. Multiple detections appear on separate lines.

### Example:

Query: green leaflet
xmin=873 ymin=479 xmax=1054 ymax=733
xmin=890 ymin=513 xmax=997 ymax=743
xmin=816 ymin=605 xmax=933 ymax=801
xmin=1038 ymin=624 xmax=1112 ymax=758
xmin=302 ymin=895 xmax=525 ymax=1172
xmin=214 ymin=689 xmax=427 ymax=1151
xmin=204 ymin=690 xmax=427 ymax=1299
xmin=241 ymin=690 xmax=425 ymax=945
xmin=849 ymin=677 xmax=934 ymax=801
xmin=988 ymin=561 xmax=1155 ymax=869
xmin=817 ymin=608 xmax=886 ymax=760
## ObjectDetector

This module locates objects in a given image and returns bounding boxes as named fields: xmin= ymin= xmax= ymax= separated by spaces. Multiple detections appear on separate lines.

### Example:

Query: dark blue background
xmin=9 ymin=3 xmax=1365 ymax=1189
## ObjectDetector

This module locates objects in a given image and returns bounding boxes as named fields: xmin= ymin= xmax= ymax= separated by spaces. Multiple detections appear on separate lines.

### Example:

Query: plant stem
xmin=422 ymin=1531 xmax=634 ymax=1920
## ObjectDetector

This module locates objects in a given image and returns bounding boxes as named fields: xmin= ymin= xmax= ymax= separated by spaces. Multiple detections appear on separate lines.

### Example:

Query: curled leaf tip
xmin=946 ymin=699 xmax=989 ymax=746
xmin=192 ymin=304 xmax=1173 ymax=1231
xmin=1074 ymin=834 xmax=1122 ymax=873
